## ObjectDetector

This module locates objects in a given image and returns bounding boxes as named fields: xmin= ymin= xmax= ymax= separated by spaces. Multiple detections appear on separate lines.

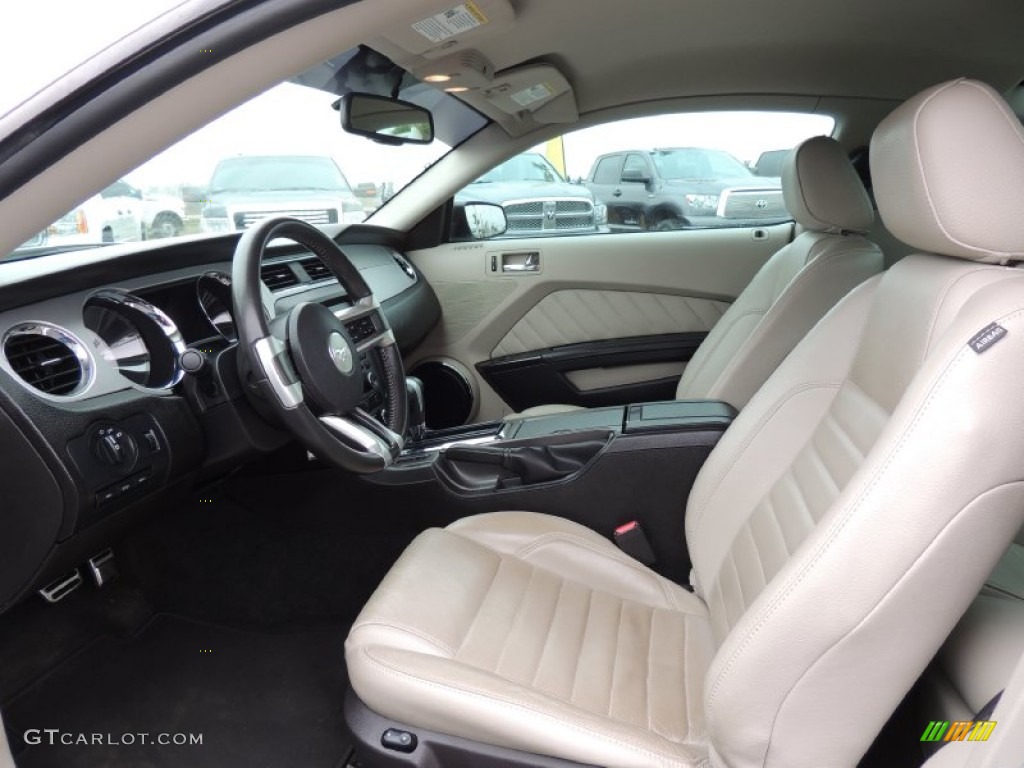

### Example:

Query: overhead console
xmin=369 ymin=0 xmax=578 ymax=134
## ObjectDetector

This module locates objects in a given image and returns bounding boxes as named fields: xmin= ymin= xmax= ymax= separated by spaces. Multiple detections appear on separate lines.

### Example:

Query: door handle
xmin=501 ymin=251 xmax=540 ymax=273
xmin=503 ymin=263 xmax=539 ymax=272
xmin=612 ymin=189 xmax=623 ymax=197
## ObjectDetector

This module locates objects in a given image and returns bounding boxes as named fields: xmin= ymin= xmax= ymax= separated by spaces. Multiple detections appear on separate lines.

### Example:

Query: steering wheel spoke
xmin=253 ymin=334 xmax=303 ymax=409
xmin=320 ymin=409 xmax=405 ymax=464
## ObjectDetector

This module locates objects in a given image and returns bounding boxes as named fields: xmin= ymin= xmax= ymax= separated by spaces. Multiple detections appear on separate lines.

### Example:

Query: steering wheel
xmin=232 ymin=217 xmax=408 ymax=473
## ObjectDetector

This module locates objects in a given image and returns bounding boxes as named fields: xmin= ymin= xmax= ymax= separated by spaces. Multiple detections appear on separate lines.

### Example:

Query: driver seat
xmin=345 ymin=79 xmax=1024 ymax=768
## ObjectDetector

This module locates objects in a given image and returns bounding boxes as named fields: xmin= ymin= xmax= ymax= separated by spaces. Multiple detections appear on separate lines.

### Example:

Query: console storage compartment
xmin=437 ymin=429 xmax=612 ymax=492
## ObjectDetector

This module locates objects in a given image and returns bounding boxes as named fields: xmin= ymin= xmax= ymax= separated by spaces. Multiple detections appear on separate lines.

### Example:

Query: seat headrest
xmin=871 ymin=78 xmax=1024 ymax=264
xmin=782 ymin=136 xmax=874 ymax=235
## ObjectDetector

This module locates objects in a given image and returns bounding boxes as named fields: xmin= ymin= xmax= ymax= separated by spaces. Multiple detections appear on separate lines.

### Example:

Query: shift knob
xmin=405 ymin=376 xmax=426 ymax=443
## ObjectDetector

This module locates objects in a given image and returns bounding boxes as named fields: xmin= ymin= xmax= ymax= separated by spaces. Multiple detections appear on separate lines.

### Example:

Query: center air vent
xmin=3 ymin=323 xmax=91 ymax=396
xmin=260 ymin=262 xmax=300 ymax=291
xmin=299 ymin=257 xmax=333 ymax=282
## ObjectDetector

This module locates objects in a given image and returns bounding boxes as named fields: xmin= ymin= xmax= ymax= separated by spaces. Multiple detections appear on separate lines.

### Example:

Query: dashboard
xmin=0 ymin=231 xmax=440 ymax=612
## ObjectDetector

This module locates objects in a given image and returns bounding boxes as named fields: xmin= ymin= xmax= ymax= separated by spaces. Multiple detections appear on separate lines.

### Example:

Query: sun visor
xmin=482 ymin=64 xmax=579 ymax=123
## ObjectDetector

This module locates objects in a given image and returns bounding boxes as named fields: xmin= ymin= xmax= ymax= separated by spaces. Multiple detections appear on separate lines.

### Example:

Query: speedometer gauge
xmin=197 ymin=271 xmax=236 ymax=342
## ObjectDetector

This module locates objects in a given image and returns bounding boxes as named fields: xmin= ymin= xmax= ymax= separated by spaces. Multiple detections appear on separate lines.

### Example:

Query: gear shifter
xmin=405 ymin=376 xmax=426 ymax=443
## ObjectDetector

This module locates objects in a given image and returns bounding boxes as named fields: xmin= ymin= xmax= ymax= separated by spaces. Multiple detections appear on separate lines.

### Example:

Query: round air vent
xmin=3 ymin=323 xmax=92 ymax=396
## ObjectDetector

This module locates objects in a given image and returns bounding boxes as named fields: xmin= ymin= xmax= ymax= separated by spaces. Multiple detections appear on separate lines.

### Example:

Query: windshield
xmin=6 ymin=46 xmax=487 ymax=260
xmin=209 ymin=157 xmax=353 ymax=194
xmin=652 ymin=148 xmax=753 ymax=180
xmin=474 ymin=154 xmax=565 ymax=184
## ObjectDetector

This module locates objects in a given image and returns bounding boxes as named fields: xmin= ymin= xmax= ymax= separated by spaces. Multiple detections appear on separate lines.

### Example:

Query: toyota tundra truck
xmin=585 ymin=147 xmax=786 ymax=231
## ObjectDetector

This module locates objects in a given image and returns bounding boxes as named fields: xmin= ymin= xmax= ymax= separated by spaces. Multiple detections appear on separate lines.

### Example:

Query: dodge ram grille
xmin=504 ymin=199 xmax=596 ymax=234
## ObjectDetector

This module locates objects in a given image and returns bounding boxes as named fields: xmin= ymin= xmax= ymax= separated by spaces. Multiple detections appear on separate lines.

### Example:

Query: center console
xmin=371 ymin=399 xmax=736 ymax=584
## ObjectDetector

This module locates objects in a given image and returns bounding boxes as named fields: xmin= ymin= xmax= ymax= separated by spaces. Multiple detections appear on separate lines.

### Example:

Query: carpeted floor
xmin=4 ymin=614 xmax=351 ymax=768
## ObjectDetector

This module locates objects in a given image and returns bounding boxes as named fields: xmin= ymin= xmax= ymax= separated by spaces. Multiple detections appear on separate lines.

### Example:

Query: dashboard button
xmin=143 ymin=428 xmax=161 ymax=453
xmin=98 ymin=487 xmax=120 ymax=505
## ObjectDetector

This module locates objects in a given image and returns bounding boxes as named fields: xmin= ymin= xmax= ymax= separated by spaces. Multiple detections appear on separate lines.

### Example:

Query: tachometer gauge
xmin=83 ymin=290 xmax=186 ymax=388
xmin=197 ymin=271 xmax=237 ymax=342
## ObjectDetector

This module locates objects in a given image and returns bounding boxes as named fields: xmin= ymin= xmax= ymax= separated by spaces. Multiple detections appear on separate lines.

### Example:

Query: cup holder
xmin=408 ymin=359 xmax=476 ymax=429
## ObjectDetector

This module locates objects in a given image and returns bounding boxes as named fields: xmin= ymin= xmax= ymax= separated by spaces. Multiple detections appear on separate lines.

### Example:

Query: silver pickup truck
xmin=456 ymin=152 xmax=606 ymax=237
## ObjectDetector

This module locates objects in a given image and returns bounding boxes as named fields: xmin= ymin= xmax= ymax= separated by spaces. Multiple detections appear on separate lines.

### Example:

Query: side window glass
xmin=451 ymin=111 xmax=834 ymax=240
xmin=592 ymin=156 xmax=623 ymax=184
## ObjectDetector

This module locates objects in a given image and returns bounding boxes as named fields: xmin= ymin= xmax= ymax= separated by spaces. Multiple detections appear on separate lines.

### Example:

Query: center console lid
xmin=502 ymin=400 xmax=736 ymax=441
xmin=503 ymin=406 xmax=625 ymax=440
xmin=624 ymin=400 xmax=736 ymax=434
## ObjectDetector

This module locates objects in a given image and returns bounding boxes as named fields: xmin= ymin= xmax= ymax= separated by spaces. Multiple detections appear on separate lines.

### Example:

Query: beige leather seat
xmin=346 ymin=79 xmax=1024 ymax=768
xmin=922 ymin=530 xmax=1024 ymax=726
xmin=514 ymin=136 xmax=883 ymax=419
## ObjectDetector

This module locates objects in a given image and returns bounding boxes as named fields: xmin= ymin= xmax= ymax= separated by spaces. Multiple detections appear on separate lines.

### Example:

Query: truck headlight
xmin=684 ymin=194 xmax=719 ymax=211
xmin=594 ymin=203 xmax=608 ymax=226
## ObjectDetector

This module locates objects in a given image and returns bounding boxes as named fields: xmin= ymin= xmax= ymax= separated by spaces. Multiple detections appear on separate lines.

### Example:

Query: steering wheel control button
xmin=345 ymin=314 xmax=379 ymax=345
xmin=328 ymin=332 xmax=354 ymax=374
xmin=381 ymin=728 xmax=417 ymax=753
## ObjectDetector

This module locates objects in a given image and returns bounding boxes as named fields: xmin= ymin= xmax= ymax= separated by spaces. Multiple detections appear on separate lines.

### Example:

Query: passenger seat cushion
xmin=345 ymin=512 xmax=715 ymax=768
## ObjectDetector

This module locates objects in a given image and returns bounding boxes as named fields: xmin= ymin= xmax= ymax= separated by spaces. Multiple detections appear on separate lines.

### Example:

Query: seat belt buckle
xmin=613 ymin=520 xmax=657 ymax=566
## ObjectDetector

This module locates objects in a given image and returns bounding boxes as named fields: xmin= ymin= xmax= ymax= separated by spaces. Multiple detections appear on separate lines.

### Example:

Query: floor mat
xmin=4 ymin=614 xmax=351 ymax=768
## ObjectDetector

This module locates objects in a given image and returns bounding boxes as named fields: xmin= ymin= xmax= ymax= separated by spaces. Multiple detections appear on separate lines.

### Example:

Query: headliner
xmin=374 ymin=0 xmax=1024 ymax=128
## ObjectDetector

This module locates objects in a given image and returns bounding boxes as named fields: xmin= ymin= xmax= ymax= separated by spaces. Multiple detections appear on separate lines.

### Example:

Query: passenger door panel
xmin=405 ymin=224 xmax=791 ymax=422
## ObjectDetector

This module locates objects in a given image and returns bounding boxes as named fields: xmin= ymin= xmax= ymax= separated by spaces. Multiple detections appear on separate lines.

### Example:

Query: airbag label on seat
xmin=968 ymin=322 xmax=1008 ymax=354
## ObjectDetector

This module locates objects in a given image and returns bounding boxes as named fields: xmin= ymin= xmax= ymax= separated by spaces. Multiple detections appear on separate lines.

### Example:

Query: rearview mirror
xmin=341 ymin=93 xmax=434 ymax=146
xmin=464 ymin=203 xmax=508 ymax=239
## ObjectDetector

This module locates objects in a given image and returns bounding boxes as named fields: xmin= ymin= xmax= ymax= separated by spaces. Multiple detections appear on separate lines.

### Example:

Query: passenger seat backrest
xmin=685 ymin=79 xmax=1024 ymax=768
xmin=675 ymin=136 xmax=882 ymax=409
